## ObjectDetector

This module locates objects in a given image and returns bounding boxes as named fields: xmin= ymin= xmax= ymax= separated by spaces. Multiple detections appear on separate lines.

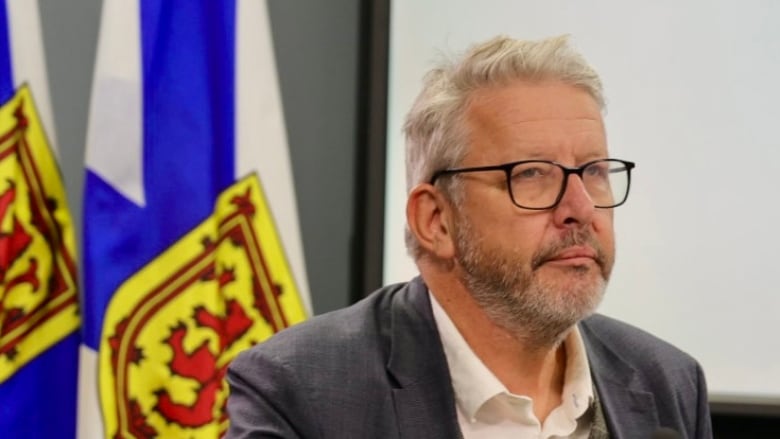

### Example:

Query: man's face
xmin=450 ymin=80 xmax=615 ymax=346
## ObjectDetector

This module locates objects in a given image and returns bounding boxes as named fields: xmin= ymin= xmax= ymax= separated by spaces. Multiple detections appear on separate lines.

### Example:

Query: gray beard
xmin=453 ymin=217 xmax=612 ymax=350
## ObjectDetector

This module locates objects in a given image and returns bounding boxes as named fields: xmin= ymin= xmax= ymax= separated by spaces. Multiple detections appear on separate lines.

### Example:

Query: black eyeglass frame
xmin=429 ymin=158 xmax=636 ymax=210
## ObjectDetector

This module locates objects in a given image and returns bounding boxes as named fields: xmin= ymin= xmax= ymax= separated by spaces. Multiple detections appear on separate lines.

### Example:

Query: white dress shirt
xmin=429 ymin=292 xmax=594 ymax=438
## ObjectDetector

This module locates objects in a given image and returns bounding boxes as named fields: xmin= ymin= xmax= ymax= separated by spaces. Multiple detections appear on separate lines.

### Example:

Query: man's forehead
xmin=464 ymin=80 xmax=603 ymax=121
xmin=461 ymin=82 xmax=606 ymax=162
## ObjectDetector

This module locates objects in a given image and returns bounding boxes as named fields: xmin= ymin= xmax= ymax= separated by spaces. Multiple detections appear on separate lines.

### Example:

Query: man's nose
xmin=552 ymin=175 xmax=595 ymax=227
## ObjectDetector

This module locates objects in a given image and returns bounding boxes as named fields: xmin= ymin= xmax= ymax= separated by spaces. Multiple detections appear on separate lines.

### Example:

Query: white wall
xmin=383 ymin=0 xmax=780 ymax=401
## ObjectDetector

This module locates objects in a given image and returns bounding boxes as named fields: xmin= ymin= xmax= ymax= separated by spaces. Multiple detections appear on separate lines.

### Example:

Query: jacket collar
xmin=580 ymin=317 xmax=658 ymax=439
xmin=385 ymin=277 xmax=462 ymax=439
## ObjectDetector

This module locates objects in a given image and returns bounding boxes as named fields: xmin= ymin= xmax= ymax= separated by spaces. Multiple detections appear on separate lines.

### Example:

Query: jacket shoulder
xmin=225 ymin=280 xmax=426 ymax=438
xmin=232 ymin=281 xmax=411 ymax=369
xmin=580 ymin=314 xmax=712 ymax=438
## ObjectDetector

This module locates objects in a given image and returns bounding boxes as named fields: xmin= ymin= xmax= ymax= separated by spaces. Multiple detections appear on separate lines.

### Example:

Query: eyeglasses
xmin=429 ymin=158 xmax=635 ymax=210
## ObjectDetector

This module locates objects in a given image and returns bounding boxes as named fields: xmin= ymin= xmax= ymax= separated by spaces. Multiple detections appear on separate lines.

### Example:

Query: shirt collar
xmin=429 ymin=290 xmax=594 ymax=422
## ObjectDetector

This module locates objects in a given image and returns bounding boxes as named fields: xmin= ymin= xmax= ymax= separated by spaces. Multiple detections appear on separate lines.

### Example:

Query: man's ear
xmin=406 ymin=183 xmax=456 ymax=259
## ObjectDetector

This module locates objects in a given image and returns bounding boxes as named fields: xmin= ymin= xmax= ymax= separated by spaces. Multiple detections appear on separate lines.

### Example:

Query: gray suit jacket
xmin=226 ymin=277 xmax=712 ymax=438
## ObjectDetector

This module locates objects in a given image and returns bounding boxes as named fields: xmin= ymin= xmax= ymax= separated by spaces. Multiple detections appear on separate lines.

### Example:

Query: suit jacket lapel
xmin=383 ymin=281 xmax=663 ymax=439
xmin=386 ymin=278 xmax=462 ymax=439
xmin=580 ymin=319 xmax=658 ymax=439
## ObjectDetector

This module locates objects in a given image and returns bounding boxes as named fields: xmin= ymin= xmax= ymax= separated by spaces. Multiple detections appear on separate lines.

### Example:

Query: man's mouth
xmin=534 ymin=245 xmax=601 ymax=270
xmin=549 ymin=246 xmax=597 ymax=261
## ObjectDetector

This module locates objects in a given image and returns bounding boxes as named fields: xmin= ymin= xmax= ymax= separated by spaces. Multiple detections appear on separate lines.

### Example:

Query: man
xmin=226 ymin=35 xmax=712 ymax=438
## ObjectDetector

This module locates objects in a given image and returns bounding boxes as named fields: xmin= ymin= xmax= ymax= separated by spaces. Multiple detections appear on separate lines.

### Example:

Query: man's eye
xmin=585 ymin=163 xmax=609 ymax=178
xmin=513 ymin=166 xmax=546 ymax=179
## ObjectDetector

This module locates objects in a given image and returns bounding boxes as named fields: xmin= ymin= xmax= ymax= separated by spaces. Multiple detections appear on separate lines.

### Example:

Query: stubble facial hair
xmin=453 ymin=214 xmax=613 ymax=350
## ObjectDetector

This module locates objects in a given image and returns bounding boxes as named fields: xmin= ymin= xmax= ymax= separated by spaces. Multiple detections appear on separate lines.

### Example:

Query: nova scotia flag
xmin=0 ymin=1 xmax=80 ymax=438
xmin=80 ymin=1 xmax=311 ymax=437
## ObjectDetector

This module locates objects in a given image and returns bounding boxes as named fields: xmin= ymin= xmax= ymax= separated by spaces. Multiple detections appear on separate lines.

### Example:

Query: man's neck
xmin=428 ymin=275 xmax=570 ymax=422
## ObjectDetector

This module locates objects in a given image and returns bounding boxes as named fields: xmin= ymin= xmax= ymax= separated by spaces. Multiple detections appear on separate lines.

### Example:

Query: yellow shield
xmin=0 ymin=85 xmax=79 ymax=383
xmin=99 ymin=174 xmax=307 ymax=438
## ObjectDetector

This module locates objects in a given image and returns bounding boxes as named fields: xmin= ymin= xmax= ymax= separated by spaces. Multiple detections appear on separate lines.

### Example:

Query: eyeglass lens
xmin=508 ymin=160 xmax=629 ymax=209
